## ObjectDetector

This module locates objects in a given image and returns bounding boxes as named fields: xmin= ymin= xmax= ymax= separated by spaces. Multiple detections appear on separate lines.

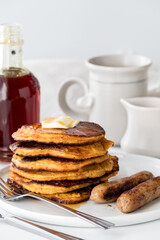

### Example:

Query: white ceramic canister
xmin=58 ymin=54 xmax=152 ymax=145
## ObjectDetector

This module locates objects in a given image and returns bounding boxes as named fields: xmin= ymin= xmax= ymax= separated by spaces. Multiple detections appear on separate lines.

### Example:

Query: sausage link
xmin=117 ymin=176 xmax=160 ymax=213
xmin=90 ymin=171 xmax=153 ymax=203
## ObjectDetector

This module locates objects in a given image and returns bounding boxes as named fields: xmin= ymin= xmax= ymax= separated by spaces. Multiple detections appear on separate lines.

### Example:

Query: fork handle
xmin=28 ymin=193 xmax=114 ymax=229
xmin=3 ymin=216 xmax=83 ymax=240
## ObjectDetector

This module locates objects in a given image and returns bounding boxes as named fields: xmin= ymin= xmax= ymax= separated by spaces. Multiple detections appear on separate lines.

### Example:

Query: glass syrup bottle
xmin=0 ymin=23 xmax=40 ymax=161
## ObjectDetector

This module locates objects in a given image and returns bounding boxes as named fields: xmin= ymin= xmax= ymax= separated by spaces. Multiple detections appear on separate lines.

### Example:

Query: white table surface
xmin=0 ymin=149 xmax=160 ymax=240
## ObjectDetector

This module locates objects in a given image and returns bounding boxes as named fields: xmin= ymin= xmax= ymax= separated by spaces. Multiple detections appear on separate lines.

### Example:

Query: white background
xmin=1 ymin=2 xmax=160 ymax=239
xmin=0 ymin=0 xmax=160 ymax=67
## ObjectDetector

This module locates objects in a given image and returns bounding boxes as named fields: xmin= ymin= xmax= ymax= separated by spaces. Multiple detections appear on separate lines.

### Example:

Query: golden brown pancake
xmin=10 ymin=158 xmax=114 ymax=181
xmin=41 ymin=189 xmax=90 ymax=204
xmin=11 ymin=153 xmax=109 ymax=172
xmin=100 ymin=156 xmax=119 ymax=181
xmin=40 ymin=189 xmax=90 ymax=204
xmin=7 ymin=179 xmax=91 ymax=204
xmin=10 ymin=138 xmax=113 ymax=159
xmin=12 ymin=122 xmax=105 ymax=145
xmin=7 ymin=170 xmax=118 ymax=194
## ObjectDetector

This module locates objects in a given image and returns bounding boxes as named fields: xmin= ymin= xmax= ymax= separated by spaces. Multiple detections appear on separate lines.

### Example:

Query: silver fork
xmin=0 ymin=213 xmax=84 ymax=240
xmin=0 ymin=177 xmax=114 ymax=229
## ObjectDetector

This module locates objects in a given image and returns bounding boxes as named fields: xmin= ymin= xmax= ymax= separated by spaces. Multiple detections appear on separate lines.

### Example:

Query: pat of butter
xmin=42 ymin=116 xmax=79 ymax=129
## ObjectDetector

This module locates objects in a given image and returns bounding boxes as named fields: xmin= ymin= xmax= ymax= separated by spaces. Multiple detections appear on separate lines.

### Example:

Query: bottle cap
xmin=0 ymin=23 xmax=23 ymax=45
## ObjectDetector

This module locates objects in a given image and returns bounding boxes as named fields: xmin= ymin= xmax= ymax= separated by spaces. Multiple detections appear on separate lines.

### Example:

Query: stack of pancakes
xmin=7 ymin=121 xmax=119 ymax=204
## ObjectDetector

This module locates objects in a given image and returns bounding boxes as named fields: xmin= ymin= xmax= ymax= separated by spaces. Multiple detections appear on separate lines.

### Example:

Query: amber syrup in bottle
xmin=0 ymin=24 xmax=40 ymax=161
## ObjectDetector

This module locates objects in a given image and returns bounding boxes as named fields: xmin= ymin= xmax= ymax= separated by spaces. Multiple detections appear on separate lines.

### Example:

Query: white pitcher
xmin=120 ymin=97 xmax=160 ymax=158
xmin=58 ymin=54 xmax=152 ymax=145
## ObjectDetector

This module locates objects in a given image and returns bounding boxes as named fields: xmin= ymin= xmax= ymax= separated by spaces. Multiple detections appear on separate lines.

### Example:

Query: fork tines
xmin=0 ymin=177 xmax=19 ymax=198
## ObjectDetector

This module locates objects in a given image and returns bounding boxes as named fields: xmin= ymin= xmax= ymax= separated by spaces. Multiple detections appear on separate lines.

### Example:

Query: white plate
xmin=1 ymin=151 xmax=160 ymax=227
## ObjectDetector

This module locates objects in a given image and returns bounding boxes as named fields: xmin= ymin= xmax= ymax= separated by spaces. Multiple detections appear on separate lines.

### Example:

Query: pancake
xmin=12 ymin=122 xmax=105 ymax=145
xmin=7 ymin=179 xmax=91 ymax=204
xmin=11 ymin=152 xmax=109 ymax=172
xmin=10 ymin=138 xmax=113 ymax=159
xmin=7 ymin=169 xmax=119 ymax=194
xmin=100 ymin=156 xmax=119 ymax=181
xmin=10 ymin=157 xmax=114 ymax=181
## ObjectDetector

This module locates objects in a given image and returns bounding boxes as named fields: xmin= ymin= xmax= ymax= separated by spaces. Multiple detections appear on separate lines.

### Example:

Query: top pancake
xmin=12 ymin=122 xmax=105 ymax=145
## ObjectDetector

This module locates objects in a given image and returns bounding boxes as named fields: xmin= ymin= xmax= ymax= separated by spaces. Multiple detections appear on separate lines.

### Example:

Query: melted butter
xmin=4 ymin=39 xmax=10 ymax=44
xmin=43 ymin=117 xmax=56 ymax=124
xmin=62 ymin=201 xmax=87 ymax=209
xmin=42 ymin=116 xmax=79 ymax=129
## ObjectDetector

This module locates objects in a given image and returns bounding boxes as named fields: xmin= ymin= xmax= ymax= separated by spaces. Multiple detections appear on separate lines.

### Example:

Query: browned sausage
xmin=90 ymin=171 xmax=154 ymax=203
xmin=117 ymin=176 xmax=160 ymax=213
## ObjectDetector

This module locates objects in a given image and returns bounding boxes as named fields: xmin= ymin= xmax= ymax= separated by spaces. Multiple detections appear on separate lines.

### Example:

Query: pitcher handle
xmin=58 ymin=77 xmax=94 ymax=120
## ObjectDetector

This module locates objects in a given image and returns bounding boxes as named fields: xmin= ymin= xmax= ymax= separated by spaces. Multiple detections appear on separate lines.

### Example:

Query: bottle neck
xmin=0 ymin=43 xmax=23 ymax=70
